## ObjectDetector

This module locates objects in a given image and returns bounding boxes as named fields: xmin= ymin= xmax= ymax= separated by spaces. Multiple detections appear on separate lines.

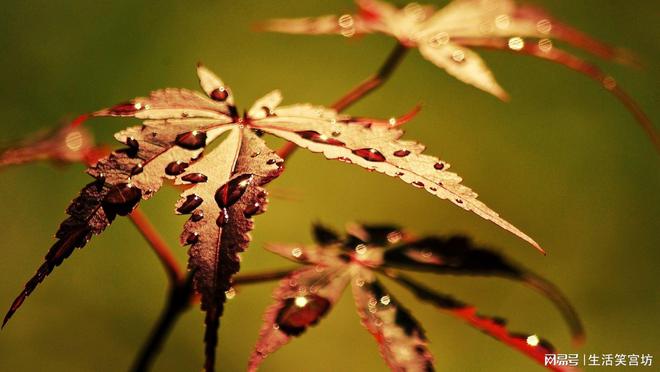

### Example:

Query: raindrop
xmin=216 ymin=208 xmax=229 ymax=227
xmin=434 ymin=162 xmax=445 ymax=170
xmin=103 ymin=183 xmax=142 ymax=216
xmin=186 ymin=232 xmax=199 ymax=245
xmin=181 ymin=173 xmax=208 ymax=183
xmin=177 ymin=194 xmax=203 ymax=214
xmin=352 ymin=148 xmax=386 ymax=162
xmin=225 ymin=287 xmax=236 ymax=300
xmin=275 ymin=294 xmax=331 ymax=336
xmin=165 ymin=161 xmax=189 ymax=176
xmin=291 ymin=248 xmax=303 ymax=258
xmin=215 ymin=174 xmax=253 ymax=208
xmin=175 ymin=130 xmax=207 ymax=150
xmin=191 ymin=210 xmax=204 ymax=222
xmin=130 ymin=163 xmax=144 ymax=176
xmin=210 ymin=88 xmax=229 ymax=102
xmin=393 ymin=149 xmax=410 ymax=157
xmin=296 ymin=130 xmax=345 ymax=146
xmin=243 ymin=202 xmax=261 ymax=218
xmin=451 ymin=49 xmax=466 ymax=63
xmin=109 ymin=102 xmax=144 ymax=115
xmin=508 ymin=36 xmax=525 ymax=51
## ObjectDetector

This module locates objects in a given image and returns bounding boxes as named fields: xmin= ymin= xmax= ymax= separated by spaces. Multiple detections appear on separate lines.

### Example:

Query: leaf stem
xmin=129 ymin=207 xmax=184 ymax=284
xmin=276 ymin=42 xmax=410 ymax=159
xmin=233 ymin=268 xmax=293 ymax=285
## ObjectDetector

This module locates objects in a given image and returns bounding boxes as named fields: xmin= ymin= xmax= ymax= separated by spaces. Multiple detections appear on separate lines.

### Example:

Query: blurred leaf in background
xmin=0 ymin=1 xmax=657 ymax=371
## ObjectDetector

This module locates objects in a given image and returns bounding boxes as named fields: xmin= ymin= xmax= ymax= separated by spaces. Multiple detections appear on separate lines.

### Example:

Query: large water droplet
xmin=109 ymin=102 xmax=144 ymax=115
xmin=165 ymin=161 xmax=189 ymax=176
xmin=352 ymin=148 xmax=386 ymax=162
xmin=177 ymin=194 xmax=203 ymax=214
xmin=130 ymin=163 xmax=144 ymax=176
xmin=275 ymin=294 xmax=331 ymax=336
xmin=296 ymin=130 xmax=345 ymax=146
xmin=103 ymin=183 xmax=142 ymax=216
xmin=210 ymin=88 xmax=229 ymax=102
xmin=186 ymin=232 xmax=199 ymax=245
xmin=175 ymin=131 xmax=207 ymax=150
xmin=434 ymin=162 xmax=445 ymax=170
xmin=393 ymin=150 xmax=410 ymax=157
xmin=215 ymin=174 xmax=253 ymax=208
xmin=181 ymin=173 xmax=208 ymax=183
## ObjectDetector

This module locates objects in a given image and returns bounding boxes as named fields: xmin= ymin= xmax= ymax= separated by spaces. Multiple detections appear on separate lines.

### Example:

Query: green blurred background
xmin=0 ymin=1 xmax=657 ymax=371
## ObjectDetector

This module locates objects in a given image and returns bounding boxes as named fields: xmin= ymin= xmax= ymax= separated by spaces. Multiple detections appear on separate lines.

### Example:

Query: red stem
xmin=129 ymin=208 xmax=184 ymax=284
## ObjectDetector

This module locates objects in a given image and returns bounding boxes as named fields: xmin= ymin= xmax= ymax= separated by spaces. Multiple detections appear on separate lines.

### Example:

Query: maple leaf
xmin=249 ymin=224 xmax=583 ymax=371
xmin=258 ymin=0 xmax=657 ymax=149
xmin=0 ymin=118 xmax=94 ymax=168
xmin=4 ymin=64 xmax=540 ymax=370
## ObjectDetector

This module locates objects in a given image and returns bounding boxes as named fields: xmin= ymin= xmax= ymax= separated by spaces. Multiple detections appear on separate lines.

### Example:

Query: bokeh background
xmin=0 ymin=1 xmax=658 ymax=371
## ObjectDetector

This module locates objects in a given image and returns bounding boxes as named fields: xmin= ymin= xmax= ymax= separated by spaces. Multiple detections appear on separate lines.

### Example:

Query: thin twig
xmin=129 ymin=208 xmax=184 ymax=284
xmin=276 ymin=42 xmax=410 ymax=160
xmin=233 ymin=268 xmax=294 ymax=286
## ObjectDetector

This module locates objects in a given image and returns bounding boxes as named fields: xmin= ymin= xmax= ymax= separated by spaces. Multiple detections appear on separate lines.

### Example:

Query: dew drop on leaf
xmin=181 ymin=173 xmax=208 ymax=183
xmin=175 ymin=131 xmax=207 ymax=150
xmin=210 ymin=88 xmax=229 ymax=102
xmin=103 ymin=183 xmax=142 ymax=216
xmin=352 ymin=148 xmax=386 ymax=162
xmin=275 ymin=294 xmax=331 ymax=336
xmin=165 ymin=161 xmax=189 ymax=176
xmin=215 ymin=174 xmax=253 ymax=208
xmin=177 ymin=194 xmax=203 ymax=214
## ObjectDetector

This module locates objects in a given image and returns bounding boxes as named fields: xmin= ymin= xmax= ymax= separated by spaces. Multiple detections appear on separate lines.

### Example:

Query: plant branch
xmin=129 ymin=207 xmax=184 ymax=284
xmin=233 ymin=268 xmax=294 ymax=286
xmin=276 ymin=42 xmax=410 ymax=159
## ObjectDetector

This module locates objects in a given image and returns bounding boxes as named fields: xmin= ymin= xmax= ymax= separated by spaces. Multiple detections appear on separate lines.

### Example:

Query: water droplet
xmin=216 ymin=208 xmax=229 ymax=227
xmin=451 ymin=49 xmax=466 ymax=63
xmin=455 ymin=198 xmax=463 ymax=204
xmin=602 ymin=76 xmax=617 ymax=90
xmin=215 ymin=174 xmax=253 ymax=208
xmin=352 ymin=148 xmax=386 ymax=162
xmin=165 ymin=161 xmax=189 ymax=176
xmin=508 ymin=36 xmax=524 ymax=51
xmin=355 ymin=278 xmax=365 ymax=287
xmin=380 ymin=295 xmax=391 ymax=306
xmin=109 ymin=102 xmax=144 ymax=115
xmin=275 ymin=294 xmax=331 ymax=336
xmin=526 ymin=334 xmax=540 ymax=347
xmin=130 ymin=163 xmax=144 ymax=176
xmin=181 ymin=173 xmax=208 ymax=183
xmin=296 ymin=130 xmax=345 ymax=146
xmin=386 ymin=231 xmax=403 ymax=244
xmin=395 ymin=171 xmax=405 ymax=176
xmin=64 ymin=131 xmax=84 ymax=151
xmin=429 ymin=31 xmax=450 ymax=47
xmin=243 ymin=202 xmax=261 ymax=218
xmin=191 ymin=210 xmax=204 ymax=222
xmin=393 ymin=150 xmax=410 ymax=157
xmin=175 ymin=130 xmax=207 ymax=150
xmin=412 ymin=181 xmax=424 ymax=188
xmin=355 ymin=244 xmax=368 ymax=255
xmin=291 ymin=248 xmax=303 ymax=258
xmin=103 ymin=183 xmax=142 ymax=216
xmin=210 ymin=88 xmax=229 ymax=102
xmin=266 ymin=159 xmax=277 ymax=165
xmin=126 ymin=137 xmax=139 ymax=151
xmin=225 ymin=287 xmax=236 ymax=299
xmin=434 ymin=162 xmax=445 ymax=170
xmin=186 ymin=232 xmax=199 ymax=245
xmin=538 ymin=38 xmax=553 ymax=52
xmin=177 ymin=194 xmax=203 ymax=214
xmin=536 ymin=19 xmax=552 ymax=34
xmin=495 ymin=14 xmax=510 ymax=29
